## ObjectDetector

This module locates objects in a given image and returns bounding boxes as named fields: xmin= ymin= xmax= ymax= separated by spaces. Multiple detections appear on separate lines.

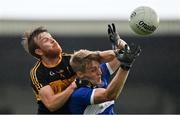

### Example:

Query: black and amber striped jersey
xmin=30 ymin=53 xmax=76 ymax=114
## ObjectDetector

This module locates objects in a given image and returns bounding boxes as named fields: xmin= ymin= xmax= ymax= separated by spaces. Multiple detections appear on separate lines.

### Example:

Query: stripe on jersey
xmin=30 ymin=61 xmax=43 ymax=92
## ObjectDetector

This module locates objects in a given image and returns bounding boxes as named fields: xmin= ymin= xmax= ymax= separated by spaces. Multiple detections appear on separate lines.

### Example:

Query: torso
xmin=30 ymin=53 xmax=76 ymax=113
xmin=68 ymin=63 xmax=115 ymax=114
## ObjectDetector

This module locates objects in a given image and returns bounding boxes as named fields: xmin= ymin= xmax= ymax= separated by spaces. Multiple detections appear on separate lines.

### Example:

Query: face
xmin=79 ymin=61 xmax=102 ymax=85
xmin=34 ymin=32 xmax=62 ymax=58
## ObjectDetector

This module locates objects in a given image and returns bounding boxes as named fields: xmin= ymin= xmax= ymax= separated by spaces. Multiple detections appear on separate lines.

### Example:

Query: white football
xmin=129 ymin=6 xmax=159 ymax=35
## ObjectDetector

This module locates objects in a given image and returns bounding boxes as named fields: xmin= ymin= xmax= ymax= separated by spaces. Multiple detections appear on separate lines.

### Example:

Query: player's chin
xmin=52 ymin=46 xmax=61 ymax=53
xmin=95 ymin=77 xmax=102 ymax=84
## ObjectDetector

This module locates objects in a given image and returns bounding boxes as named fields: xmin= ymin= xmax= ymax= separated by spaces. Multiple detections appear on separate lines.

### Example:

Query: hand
xmin=69 ymin=81 xmax=77 ymax=89
xmin=108 ymin=23 xmax=121 ymax=50
xmin=115 ymin=43 xmax=141 ymax=70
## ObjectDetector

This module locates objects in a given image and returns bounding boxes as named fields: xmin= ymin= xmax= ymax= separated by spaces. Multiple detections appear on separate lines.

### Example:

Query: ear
xmin=76 ymin=71 xmax=84 ymax=79
xmin=35 ymin=48 xmax=43 ymax=56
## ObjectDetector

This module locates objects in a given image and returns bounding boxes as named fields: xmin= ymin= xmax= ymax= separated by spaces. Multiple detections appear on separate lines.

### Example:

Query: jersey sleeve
xmin=30 ymin=63 xmax=49 ymax=94
xmin=99 ymin=63 xmax=111 ymax=88
xmin=68 ymin=87 xmax=94 ymax=113
xmin=100 ymin=63 xmax=110 ymax=75
xmin=105 ymin=63 xmax=114 ymax=75
xmin=72 ymin=88 xmax=93 ymax=105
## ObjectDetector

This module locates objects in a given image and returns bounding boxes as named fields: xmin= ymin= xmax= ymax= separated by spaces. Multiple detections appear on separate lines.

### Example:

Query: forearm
xmin=49 ymin=86 xmax=74 ymax=111
xmin=40 ymin=84 xmax=75 ymax=112
xmin=93 ymin=67 xmax=129 ymax=104
xmin=105 ymin=68 xmax=129 ymax=100
xmin=98 ymin=50 xmax=116 ymax=63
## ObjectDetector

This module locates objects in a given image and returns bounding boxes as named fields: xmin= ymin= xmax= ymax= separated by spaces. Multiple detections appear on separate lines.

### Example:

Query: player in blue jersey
xmin=68 ymin=24 xmax=141 ymax=114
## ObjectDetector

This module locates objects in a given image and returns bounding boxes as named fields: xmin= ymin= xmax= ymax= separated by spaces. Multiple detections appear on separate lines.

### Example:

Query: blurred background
xmin=0 ymin=0 xmax=180 ymax=114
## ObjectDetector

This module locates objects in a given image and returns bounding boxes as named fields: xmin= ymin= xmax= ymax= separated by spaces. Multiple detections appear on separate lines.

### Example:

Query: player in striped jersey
xmin=21 ymin=27 xmax=77 ymax=114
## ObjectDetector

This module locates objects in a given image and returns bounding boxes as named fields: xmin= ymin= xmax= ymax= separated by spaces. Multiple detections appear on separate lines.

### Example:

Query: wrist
xmin=68 ymin=81 xmax=77 ymax=90
xmin=120 ymin=62 xmax=131 ymax=71
xmin=113 ymin=49 xmax=123 ymax=57
xmin=116 ymin=39 xmax=128 ymax=50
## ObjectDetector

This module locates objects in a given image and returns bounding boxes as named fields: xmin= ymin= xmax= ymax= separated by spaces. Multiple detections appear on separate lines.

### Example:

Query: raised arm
xmin=107 ymin=23 xmax=129 ymax=73
xmin=92 ymin=23 xmax=129 ymax=73
xmin=93 ymin=44 xmax=141 ymax=104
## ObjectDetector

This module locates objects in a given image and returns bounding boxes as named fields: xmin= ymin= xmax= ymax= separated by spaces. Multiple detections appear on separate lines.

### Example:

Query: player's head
xmin=70 ymin=49 xmax=102 ymax=85
xmin=22 ymin=27 xmax=62 ymax=59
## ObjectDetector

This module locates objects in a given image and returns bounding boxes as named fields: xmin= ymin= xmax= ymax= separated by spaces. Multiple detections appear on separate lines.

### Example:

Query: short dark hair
xmin=22 ymin=27 xmax=47 ymax=59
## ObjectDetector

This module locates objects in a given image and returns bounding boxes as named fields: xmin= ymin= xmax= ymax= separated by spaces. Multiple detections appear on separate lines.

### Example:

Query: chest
xmin=43 ymin=61 xmax=75 ymax=82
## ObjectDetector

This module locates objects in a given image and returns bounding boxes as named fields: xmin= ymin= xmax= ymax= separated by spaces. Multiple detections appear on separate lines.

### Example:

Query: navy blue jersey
xmin=68 ymin=63 xmax=115 ymax=114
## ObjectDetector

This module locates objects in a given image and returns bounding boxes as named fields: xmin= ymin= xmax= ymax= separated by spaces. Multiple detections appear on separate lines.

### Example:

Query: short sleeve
xmin=100 ymin=63 xmax=111 ymax=88
xmin=68 ymin=87 xmax=94 ymax=113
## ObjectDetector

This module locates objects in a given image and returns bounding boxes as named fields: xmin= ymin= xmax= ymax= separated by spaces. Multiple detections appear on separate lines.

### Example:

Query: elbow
xmin=105 ymin=93 xmax=117 ymax=101
xmin=48 ymin=106 xmax=56 ymax=112
xmin=45 ymin=102 xmax=58 ymax=112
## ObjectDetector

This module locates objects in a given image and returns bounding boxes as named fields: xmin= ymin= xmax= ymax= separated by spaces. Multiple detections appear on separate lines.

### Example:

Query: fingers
xmin=123 ymin=43 xmax=141 ymax=58
xmin=124 ymin=44 xmax=129 ymax=53
xmin=134 ymin=46 xmax=141 ymax=56
xmin=108 ymin=24 xmax=113 ymax=34
xmin=129 ymin=43 xmax=141 ymax=56
xmin=129 ymin=43 xmax=135 ymax=52
xmin=108 ymin=27 xmax=111 ymax=34
xmin=108 ymin=23 xmax=116 ymax=33
xmin=112 ymin=23 xmax=116 ymax=32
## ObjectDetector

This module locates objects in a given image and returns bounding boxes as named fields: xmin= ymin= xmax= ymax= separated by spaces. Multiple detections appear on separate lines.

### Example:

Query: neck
xmin=41 ymin=55 xmax=61 ymax=68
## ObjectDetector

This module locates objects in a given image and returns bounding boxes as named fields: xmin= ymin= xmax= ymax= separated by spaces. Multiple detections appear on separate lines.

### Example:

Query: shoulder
xmin=68 ymin=87 xmax=94 ymax=109
xmin=30 ymin=61 xmax=46 ymax=90
xmin=73 ymin=87 xmax=93 ymax=96
xmin=30 ymin=60 xmax=47 ymax=83
xmin=100 ymin=63 xmax=110 ymax=74
xmin=71 ymin=88 xmax=93 ymax=101
xmin=30 ymin=60 xmax=42 ymax=75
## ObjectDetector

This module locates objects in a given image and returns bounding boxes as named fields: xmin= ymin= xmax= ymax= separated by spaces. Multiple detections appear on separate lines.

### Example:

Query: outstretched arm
xmin=107 ymin=23 xmax=130 ymax=73
xmin=90 ymin=23 xmax=128 ymax=73
xmin=93 ymin=44 xmax=141 ymax=104
xmin=93 ymin=67 xmax=129 ymax=104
